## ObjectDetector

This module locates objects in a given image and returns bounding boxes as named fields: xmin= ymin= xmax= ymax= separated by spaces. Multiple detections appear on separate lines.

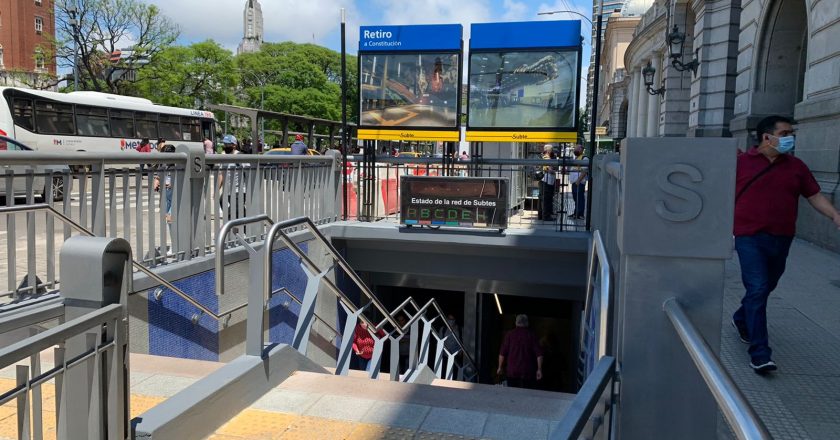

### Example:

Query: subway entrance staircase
xmin=129 ymin=216 xmax=591 ymax=440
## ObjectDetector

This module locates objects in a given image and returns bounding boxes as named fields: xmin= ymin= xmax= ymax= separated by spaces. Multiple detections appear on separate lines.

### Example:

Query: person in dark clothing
xmin=291 ymin=134 xmax=308 ymax=155
xmin=538 ymin=145 xmax=557 ymax=221
xmin=498 ymin=314 xmax=543 ymax=389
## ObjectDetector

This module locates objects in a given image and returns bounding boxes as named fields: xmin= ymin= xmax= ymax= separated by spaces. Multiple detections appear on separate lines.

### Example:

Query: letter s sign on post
xmin=655 ymin=164 xmax=703 ymax=222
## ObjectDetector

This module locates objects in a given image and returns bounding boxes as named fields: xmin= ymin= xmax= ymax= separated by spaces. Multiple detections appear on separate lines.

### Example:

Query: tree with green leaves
xmin=235 ymin=42 xmax=358 ymax=124
xmin=54 ymin=0 xmax=179 ymax=93
xmin=134 ymin=40 xmax=238 ymax=109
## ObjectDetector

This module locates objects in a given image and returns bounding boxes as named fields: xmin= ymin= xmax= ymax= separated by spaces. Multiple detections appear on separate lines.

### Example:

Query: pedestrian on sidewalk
xmin=217 ymin=134 xmax=247 ymax=220
xmin=497 ymin=314 xmax=543 ymax=389
xmin=569 ymin=145 xmax=588 ymax=220
xmin=538 ymin=145 xmax=557 ymax=221
xmin=732 ymin=115 xmax=840 ymax=374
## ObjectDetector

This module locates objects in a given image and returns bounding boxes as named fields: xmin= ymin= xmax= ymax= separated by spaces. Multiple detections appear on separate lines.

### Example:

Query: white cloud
xmin=501 ymin=0 xmax=530 ymax=21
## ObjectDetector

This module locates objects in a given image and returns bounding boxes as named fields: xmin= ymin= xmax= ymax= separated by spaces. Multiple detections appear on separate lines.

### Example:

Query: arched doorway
xmin=753 ymin=0 xmax=808 ymax=117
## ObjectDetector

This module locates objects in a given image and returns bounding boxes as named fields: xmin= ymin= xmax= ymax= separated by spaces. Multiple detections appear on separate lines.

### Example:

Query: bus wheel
xmin=44 ymin=176 xmax=64 ymax=202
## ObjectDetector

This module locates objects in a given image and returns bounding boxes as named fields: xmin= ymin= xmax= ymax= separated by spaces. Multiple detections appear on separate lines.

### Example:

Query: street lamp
xmin=667 ymin=25 xmax=700 ymax=75
xmin=537 ymin=10 xmax=593 ymax=25
xmin=642 ymin=61 xmax=665 ymax=95
xmin=67 ymin=1 xmax=79 ymax=90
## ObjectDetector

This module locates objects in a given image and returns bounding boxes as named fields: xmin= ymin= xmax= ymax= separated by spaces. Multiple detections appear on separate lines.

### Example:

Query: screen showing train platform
xmin=468 ymin=50 xmax=578 ymax=129
xmin=360 ymin=53 xmax=460 ymax=128
xmin=400 ymin=176 xmax=508 ymax=229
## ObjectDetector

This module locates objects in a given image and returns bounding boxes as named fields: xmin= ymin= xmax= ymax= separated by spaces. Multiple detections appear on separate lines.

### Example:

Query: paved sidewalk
xmin=720 ymin=239 xmax=840 ymax=440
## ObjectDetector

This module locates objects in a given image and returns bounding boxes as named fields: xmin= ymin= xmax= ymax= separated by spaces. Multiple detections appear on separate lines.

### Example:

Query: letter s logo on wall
xmin=655 ymin=164 xmax=703 ymax=222
xmin=193 ymin=157 xmax=202 ymax=174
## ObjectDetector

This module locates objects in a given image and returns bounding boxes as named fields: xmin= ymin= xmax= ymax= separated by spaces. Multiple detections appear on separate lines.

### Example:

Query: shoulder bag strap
xmin=736 ymin=162 xmax=777 ymax=202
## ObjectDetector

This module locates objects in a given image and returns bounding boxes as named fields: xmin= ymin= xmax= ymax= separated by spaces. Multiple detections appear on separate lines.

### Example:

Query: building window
xmin=0 ymin=45 xmax=4 ymax=68
xmin=35 ymin=0 xmax=42 ymax=5
xmin=35 ymin=49 xmax=46 ymax=72
xmin=35 ymin=17 xmax=43 ymax=34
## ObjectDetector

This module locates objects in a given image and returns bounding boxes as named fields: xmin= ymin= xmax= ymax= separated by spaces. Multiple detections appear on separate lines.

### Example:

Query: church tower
xmin=237 ymin=0 xmax=264 ymax=54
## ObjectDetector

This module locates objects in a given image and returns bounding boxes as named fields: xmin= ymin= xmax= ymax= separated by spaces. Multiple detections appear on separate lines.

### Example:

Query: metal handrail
xmin=381 ymin=296 xmax=478 ymax=373
xmin=580 ymin=230 xmax=612 ymax=368
xmin=553 ymin=356 xmax=616 ymax=440
xmin=606 ymin=161 xmax=621 ymax=180
xmin=215 ymin=214 xmax=274 ymax=296
xmin=274 ymin=287 xmax=340 ymax=337
xmin=0 ymin=303 xmax=122 ymax=368
xmin=263 ymin=216 xmax=403 ymax=334
xmin=347 ymin=155 xmax=590 ymax=167
xmin=663 ymin=298 xmax=772 ymax=440
xmin=0 ymin=204 xmax=237 ymax=321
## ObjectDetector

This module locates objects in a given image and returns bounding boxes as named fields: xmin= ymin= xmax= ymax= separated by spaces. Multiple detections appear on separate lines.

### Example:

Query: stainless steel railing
xmin=553 ymin=356 xmax=617 ymax=440
xmin=1 ymin=151 xmax=341 ymax=299
xmin=0 ymin=302 xmax=128 ymax=439
xmin=0 ymin=204 xmax=243 ymax=323
xmin=663 ymin=298 xmax=772 ymax=440
xmin=344 ymin=155 xmax=590 ymax=232
xmin=578 ymin=230 xmax=612 ymax=383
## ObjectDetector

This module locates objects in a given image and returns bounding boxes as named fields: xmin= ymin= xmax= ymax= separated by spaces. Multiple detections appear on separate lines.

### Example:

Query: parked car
xmin=0 ymin=136 xmax=66 ymax=201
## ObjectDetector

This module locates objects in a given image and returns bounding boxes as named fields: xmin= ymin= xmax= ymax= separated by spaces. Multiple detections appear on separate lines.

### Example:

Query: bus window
xmin=159 ymin=114 xmax=180 ymax=141
xmin=135 ymin=112 xmax=158 ymax=139
xmin=201 ymin=119 xmax=214 ymax=142
xmin=35 ymin=101 xmax=75 ymax=135
xmin=76 ymin=106 xmax=109 ymax=137
xmin=12 ymin=99 xmax=35 ymax=132
xmin=110 ymin=110 xmax=134 ymax=138
xmin=181 ymin=117 xmax=200 ymax=142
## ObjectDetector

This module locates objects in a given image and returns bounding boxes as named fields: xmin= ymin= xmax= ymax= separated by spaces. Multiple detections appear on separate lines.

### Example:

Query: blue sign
xmin=470 ymin=20 xmax=582 ymax=50
xmin=359 ymin=24 xmax=462 ymax=52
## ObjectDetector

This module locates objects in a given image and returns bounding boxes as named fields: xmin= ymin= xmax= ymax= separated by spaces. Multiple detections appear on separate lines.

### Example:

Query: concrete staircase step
xmin=278 ymin=371 xmax=575 ymax=420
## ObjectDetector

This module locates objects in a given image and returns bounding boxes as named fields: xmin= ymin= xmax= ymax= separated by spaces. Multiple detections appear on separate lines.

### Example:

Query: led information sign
xmin=400 ymin=176 xmax=508 ymax=230
xmin=358 ymin=24 xmax=463 ymax=142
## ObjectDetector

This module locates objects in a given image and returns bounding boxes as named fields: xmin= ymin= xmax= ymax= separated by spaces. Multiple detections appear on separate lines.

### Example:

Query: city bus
xmin=0 ymin=87 xmax=216 ymax=153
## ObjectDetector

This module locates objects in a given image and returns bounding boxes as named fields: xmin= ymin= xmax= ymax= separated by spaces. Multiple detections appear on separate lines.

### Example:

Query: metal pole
xmin=585 ymin=10 xmax=603 ymax=231
xmin=340 ymin=8 xmax=349 ymax=221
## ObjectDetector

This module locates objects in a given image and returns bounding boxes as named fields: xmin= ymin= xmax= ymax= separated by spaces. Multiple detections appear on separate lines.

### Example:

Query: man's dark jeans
xmin=539 ymin=182 xmax=555 ymax=220
xmin=572 ymin=182 xmax=586 ymax=217
xmin=733 ymin=233 xmax=794 ymax=362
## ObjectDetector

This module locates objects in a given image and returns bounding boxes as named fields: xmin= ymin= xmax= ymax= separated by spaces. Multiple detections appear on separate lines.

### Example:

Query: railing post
xmin=58 ymin=236 xmax=131 ymax=440
xmin=174 ymin=144 xmax=206 ymax=259
xmin=89 ymin=160 xmax=106 ymax=236
xmin=291 ymin=264 xmax=331 ymax=355
xmin=613 ymin=137 xmax=737 ymax=440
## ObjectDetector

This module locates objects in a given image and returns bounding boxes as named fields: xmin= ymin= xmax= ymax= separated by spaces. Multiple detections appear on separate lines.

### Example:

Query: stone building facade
xmin=617 ymin=0 xmax=840 ymax=251
xmin=237 ymin=0 xmax=264 ymax=55
xmin=0 ymin=0 xmax=56 ymax=87
xmin=597 ymin=12 xmax=643 ymax=142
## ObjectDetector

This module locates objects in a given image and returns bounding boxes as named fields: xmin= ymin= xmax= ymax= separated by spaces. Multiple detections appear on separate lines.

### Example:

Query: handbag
xmin=534 ymin=169 xmax=545 ymax=181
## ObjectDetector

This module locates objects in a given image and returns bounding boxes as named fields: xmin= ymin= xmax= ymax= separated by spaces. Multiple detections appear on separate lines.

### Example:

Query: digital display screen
xmin=468 ymin=50 xmax=578 ymax=129
xmin=400 ymin=176 xmax=508 ymax=229
xmin=360 ymin=53 xmax=460 ymax=128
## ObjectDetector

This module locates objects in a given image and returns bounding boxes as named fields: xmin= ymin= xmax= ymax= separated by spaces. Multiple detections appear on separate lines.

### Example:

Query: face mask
xmin=772 ymin=135 xmax=795 ymax=154
xmin=224 ymin=146 xmax=234 ymax=154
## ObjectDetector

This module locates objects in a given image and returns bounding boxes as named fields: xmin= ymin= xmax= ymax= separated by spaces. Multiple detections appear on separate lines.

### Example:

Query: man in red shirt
xmin=732 ymin=115 xmax=840 ymax=374
xmin=497 ymin=314 xmax=543 ymax=388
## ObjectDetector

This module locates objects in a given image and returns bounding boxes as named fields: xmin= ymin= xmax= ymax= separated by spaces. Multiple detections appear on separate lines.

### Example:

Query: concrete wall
xmin=129 ymin=232 xmax=339 ymax=364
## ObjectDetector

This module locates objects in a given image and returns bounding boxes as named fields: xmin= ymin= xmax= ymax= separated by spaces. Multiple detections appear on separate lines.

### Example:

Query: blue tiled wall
xmin=148 ymin=270 xmax=220 ymax=361
xmin=147 ymin=243 xmax=310 ymax=361
xmin=268 ymin=243 xmax=308 ymax=344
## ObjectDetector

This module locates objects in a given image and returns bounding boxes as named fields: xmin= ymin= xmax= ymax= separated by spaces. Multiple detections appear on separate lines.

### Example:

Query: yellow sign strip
xmin=357 ymin=129 xmax=460 ymax=142
xmin=465 ymin=131 xmax=578 ymax=143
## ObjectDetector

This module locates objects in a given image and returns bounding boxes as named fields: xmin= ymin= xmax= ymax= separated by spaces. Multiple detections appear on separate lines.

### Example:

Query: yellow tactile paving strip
xmin=208 ymin=410 xmax=484 ymax=440
xmin=0 ymin=378 xmax=482 ymax=440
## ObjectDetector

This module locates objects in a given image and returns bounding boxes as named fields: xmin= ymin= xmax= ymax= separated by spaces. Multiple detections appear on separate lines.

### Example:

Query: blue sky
xmin=146 ymin=0 xmax=594 ymax=104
